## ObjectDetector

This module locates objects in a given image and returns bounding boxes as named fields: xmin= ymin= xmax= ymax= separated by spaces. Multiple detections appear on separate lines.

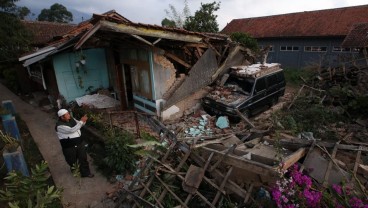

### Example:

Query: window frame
xmin=304 ymin=46 xmax=328 ymax=52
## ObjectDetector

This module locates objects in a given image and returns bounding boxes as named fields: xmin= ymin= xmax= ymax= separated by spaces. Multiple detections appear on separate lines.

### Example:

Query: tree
xmin=0 ymin=0 xmax=32 ymax=63
xmin=184 ymin=1 xmax=220 ymax=33
xmin=163 ymin=0 xmax=190 ymax=28
xmin=161 ymin=18 xmax=176 ymax=28
xmin=38 ymin=3 xmax=73 ymax=23
xmin=15 ymin=6 xmax=30 ymax=20
xmin=230 ymin=32 xmax=259 ymax=52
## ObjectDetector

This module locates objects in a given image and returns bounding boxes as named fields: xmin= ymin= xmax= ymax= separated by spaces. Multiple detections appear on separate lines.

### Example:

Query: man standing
xmin=55 ymin=109 xmax=94 ymax=178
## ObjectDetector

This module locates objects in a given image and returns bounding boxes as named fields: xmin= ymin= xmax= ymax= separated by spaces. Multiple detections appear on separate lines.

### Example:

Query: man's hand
xmin=81 ymin=114 xmax=88 ymax=123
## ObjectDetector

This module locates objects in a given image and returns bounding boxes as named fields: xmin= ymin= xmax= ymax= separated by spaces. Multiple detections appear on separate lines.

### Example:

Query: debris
xmin=215 ymin=116 xmax=229 ymax=129
xmin=297 ymin=132 xmax=315 ymax=140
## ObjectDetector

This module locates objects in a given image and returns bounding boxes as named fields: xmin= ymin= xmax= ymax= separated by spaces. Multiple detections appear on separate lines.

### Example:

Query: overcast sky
xmin=16 ymin=0 xmax=368 ymax=30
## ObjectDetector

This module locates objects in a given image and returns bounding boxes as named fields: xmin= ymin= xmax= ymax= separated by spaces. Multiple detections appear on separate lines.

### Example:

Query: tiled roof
xmin=341 ymin=23 xmax=368 ymax=47
xmin=222 ymin=5 xmax=368 ymax=38
xmin=22 ymin=20 xmax=76 ymax=46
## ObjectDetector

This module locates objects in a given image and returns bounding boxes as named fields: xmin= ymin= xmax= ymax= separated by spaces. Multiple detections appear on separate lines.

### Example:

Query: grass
xmin=283 ymin=67 xmax=315 ymax=87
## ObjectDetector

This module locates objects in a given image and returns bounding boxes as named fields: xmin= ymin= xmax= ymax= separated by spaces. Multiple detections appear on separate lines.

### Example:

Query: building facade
xmin=222 ymin=5 xmax=368 ymax=69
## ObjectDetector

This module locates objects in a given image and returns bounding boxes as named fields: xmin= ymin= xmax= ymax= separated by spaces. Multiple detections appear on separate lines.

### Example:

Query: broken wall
xmin=152 ymin=53 xmax=176 ymax=99
xmin=164 ymin=48 xmax=218 ymax=108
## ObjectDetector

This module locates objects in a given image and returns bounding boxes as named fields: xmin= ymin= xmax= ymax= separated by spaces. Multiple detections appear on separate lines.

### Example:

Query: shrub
xmin=103 ymin=128 xmax=137 ymax=175
xmin=0 ymin=161 xmax=62 ymax=208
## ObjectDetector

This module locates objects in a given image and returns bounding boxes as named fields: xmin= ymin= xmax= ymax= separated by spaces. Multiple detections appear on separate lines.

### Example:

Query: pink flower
xmin=332 ymin=184 xmax=342 ymax=195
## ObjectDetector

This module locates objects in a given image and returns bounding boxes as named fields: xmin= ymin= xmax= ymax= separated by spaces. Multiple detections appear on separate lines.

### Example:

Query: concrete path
xmin=0 ymin=83 xmax=115 ymax=208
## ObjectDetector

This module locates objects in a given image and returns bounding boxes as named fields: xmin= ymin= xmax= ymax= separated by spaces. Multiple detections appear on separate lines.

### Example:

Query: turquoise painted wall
xmin=53 ymin=48 xmax=109 ymax=102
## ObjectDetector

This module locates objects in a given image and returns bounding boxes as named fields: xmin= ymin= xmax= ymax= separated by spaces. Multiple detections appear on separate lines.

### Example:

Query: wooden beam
xmin=130 ymin=34 xmax=154 ymax=46
xmin=235 ymin=109 xmax=255 ymax=128
xmin=185 ymin=43 xmax=208 ymax=48
xmin=74 ymin=22 xmax=101 ymax=50
xmin=282 ymin=148 xmax=306 ymax=170
xmin=164 ymin=52 xmax=191 ymax=68
xmin=264 ymin=138 xmax=368 ymax=152
xmin=200 ymin=146 xmax=278 ymax=176
xmin=100 ymin=20 xmax=203 ymax=43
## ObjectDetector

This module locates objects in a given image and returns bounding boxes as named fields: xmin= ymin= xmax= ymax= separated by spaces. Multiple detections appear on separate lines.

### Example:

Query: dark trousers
xmin=62 ymin=142 xmax=91 ymax=177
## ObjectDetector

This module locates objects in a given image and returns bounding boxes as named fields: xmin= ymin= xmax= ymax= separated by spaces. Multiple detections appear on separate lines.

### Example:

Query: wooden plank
xmin=155 ymin=174 xmax=188 ymax=208
xmin=150 ymin=156 xmax=216 ymax=208
xmin=188 ymin=150 xmax=248 ymax=198
xmin=164 ymin=52 xmax=191 ymax=68
xmin=264 ymin=138 xmax=368 ymax=152
xmin=211 ymin=166 xmax=233 ymax=205
xmin=158 ymin=149 xmax=191 ymax=202
xmin=235 ymin=109 xmax=255 ymax=128
xmin=244 ymin=183 xmax=254 ymax=204
xmin=281 ymin=148 xmax=306 ymax=170
xmin=353 ymin=147 xmax=362 ymax=176
xmin=209 ymin=144 xmax=236 ymax=171
xmin=323 ymin=142 xmax=339 ymax=187
xmin=140 ymin=181 xmax=165 ymax=208
xmin=200 ymin=146 xmax=277 ymax=176
xmin=299 ymin=140 xmax=316 ymax=172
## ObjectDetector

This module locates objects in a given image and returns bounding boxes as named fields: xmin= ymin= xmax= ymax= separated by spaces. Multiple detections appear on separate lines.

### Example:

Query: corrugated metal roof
xmin=341 ymin=23 xmax=368 ymax=47
xmin=221 ymin=5 xmax=368 ymax=38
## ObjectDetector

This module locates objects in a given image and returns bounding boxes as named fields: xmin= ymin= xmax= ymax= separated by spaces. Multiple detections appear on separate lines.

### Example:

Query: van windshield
xmin=225 ymin=76 xmax=254 ymax=94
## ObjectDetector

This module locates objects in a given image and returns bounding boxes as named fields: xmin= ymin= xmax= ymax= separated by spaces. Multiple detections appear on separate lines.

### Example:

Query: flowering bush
xmin=271 ymin=164 xmax=368 ymax=208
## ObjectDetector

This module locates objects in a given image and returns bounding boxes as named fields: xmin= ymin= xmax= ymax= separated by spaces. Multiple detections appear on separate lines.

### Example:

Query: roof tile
xmin=222 ymin=5 xmax=368 ymax=38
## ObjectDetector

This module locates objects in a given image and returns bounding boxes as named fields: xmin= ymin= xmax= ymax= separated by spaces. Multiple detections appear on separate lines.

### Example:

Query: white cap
xmin=57 ymin=109 xmax=68 ymax=117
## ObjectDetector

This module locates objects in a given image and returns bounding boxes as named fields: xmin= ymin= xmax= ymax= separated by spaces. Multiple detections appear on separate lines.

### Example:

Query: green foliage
xmin=2 ymin=67 xmax=20 ymax=93
xmin=0 ymin=0 xmax=18 ymax=12
xmin=0 ymin=161 xmax=62 ymax=208
xmin=275 ymin=96 xmax=343 ymax=139
xmin=348 ymin=95 xmax=368 ymax=118
xmin=164 ymin=0 xmax=190 ymax=28
xmin=103 ymin=128 xmax=137 ymax=175
xmin=0 ymin=130 xmax=20 ymax=152
xmin=0 ymin=12 xmax=32 ymax=62
xmin=230 ymin=32 xmax=258 ymax=52
xmin=161 ymin=18 xmax=176 ymax=27
xmin=184 ymin=1 xmax=220 ymax=33
xmin=37 ymin=3 xmax=73 ymax=23
xmin=284 ymin=68 xmax=313 ymax=86
xmin=14 ymin=6 xmax=30 ymax=19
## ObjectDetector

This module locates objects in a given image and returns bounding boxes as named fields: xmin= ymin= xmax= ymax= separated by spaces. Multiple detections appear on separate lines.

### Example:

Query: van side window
xmin=255 ymin=77 xmax=266 ymax=93
xmin=267 ymin=74 xmax=278 ymax=87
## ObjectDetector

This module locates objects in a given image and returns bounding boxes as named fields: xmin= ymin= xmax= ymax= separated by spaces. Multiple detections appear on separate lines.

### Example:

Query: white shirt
xmin=56 ymin=119 xmax=85 ymax=140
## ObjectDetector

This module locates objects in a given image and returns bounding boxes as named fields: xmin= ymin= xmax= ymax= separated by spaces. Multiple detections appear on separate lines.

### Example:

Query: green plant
xmin=129 ymin=131 xmax=167 ymax=158
xmin=103 ymin=128 xmax=137 ymax=175
xmin=283 ymin=68 xmax=314 ymax=87
xmin=230 ymin=32 xmax=258 ymax=52
xmin=0 ymin=161 xmax=62 ymax=208
xmin=0 ymin=130 xmax=19 ymax=152
xmin=2 ymin=68 xmax=20 ymax=94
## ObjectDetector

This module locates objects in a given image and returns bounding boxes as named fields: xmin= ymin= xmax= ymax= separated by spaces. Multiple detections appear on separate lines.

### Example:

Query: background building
xmin=222 ymin=5 xmax=368 ymax=69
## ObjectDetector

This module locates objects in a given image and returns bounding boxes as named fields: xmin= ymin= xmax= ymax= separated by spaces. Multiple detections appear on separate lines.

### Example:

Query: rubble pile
xmin=109 ymin=62 xmax=368 ymax=207
xmin=205 ymin=85 xmax=248 ymax=105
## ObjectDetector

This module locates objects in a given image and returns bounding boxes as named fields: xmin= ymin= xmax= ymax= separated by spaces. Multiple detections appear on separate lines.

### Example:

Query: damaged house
xmin=18 ymin=10 xmax=254 ymax=120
